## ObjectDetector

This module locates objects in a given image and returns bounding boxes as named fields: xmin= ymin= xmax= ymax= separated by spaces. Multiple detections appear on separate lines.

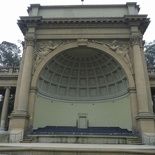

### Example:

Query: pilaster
xmin=129 ymin=87 xmax=138 ymax=131
xmin=28 ymin=88 xmax=37 ymax=131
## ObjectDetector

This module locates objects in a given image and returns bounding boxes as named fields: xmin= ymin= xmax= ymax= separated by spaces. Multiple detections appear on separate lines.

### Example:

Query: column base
xmin=136 ymin=112 xmax=155 ymax=133
xmin=9 ymin=111 xmax=30 ymax=131
xmin=8 ymin=111 xmax=30 ymax=142
xmin=142 ymin=133 xmax=155 ymax=145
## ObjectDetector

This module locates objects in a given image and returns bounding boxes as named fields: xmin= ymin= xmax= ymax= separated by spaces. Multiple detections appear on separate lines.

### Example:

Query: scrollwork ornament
xmin=130 ymin=34 xmax=142 ymax=45
xmin=25 ymin=35 xmax=35 ymax=47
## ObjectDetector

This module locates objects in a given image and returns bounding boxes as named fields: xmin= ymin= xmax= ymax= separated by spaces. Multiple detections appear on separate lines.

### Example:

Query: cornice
xmin=17 ymin=15 xmax=150 ymax=36
xmin=27 ymin=3 xmax=139 ymax=12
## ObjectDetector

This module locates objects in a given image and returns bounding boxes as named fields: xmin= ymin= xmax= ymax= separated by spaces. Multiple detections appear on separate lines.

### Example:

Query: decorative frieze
xmin=90 ymin=39 xmax=132 ymax=70
xmin=33 ymin=40 xmax=76 ymax=71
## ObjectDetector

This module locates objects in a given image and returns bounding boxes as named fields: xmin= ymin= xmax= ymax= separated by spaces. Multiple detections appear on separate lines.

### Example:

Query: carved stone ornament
xmin=90 ymin=39 xmax=132 ymax=68
xmin=77 ymin=39 xmax=88 ymax=46
xmin=130 ymin=34 xmax=142 ymax=45
xmin=25 ymin=35 xmax=35 ymax=47
xmin=33 ymin=40 xmax=75 ymax=72
xmin=35 ymin=40 xmax=76 ymax=54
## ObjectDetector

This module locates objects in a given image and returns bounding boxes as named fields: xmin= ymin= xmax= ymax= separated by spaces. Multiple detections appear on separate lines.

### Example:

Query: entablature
xmin=18 ymin=15 xmax=150 ymax=36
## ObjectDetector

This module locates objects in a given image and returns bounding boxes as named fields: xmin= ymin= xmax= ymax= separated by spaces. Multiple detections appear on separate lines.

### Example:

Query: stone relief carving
xmin=33 ymin=39 xmax=133 ymax=73
xmin=90 ymin=39 xmax=132 ymax=71
xmin=33 ymin=40 xmax=76 ymax=72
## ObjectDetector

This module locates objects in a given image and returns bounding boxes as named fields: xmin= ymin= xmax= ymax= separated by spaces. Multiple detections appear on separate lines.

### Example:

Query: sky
xmin=0 ymin=0 xmax=154 ymax=46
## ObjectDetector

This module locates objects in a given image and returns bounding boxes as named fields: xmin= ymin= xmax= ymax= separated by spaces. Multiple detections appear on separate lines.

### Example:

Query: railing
xmin=0 ymin=66 xmax=19 ymax=74
xmin=147 ymin=66 xmax=155 ymax=74
xmin=0 ymin=66 xmax=154 ymax=75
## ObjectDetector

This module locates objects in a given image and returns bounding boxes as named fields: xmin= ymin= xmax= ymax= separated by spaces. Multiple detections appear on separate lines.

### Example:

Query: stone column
xmin=13 ymin=41 xmax=27 ymax=112
xmin=140 ymin=41 xmax=153 ymax=113
xmin=130 ymin=34 xmax=149 ymax=113
xmin=129 ymin=88 xmax=138 ymax=131
xmin=131 ymin=33 xmax=155 ymax=137
xmin=9 ymin=35 xmax=35 ymax=132
xmin=17 ymin=35 xmax=35 ymax=113
xmin=0 ymin=87 xmax=10 ymax=130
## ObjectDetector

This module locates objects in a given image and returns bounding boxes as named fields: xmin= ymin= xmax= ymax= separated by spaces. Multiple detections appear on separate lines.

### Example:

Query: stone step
xmin=127 ymin=137 xmax=144 ymax=145
xmin=20 ymin=137 xmax=37 ymax=143
xmin=20 ymin=135 xmax=144 ymax=145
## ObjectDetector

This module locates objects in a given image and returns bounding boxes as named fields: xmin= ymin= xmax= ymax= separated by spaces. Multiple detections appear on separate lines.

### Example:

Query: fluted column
xmin=13 ymin=41 xmax=27 ymax=112
xmin=130 ymin=34 xmax=149 ymax=112
xmin=0 ymin=87 xmax=10 ymax=130
xmin=17 ymin=35 xmax=35 ymax=113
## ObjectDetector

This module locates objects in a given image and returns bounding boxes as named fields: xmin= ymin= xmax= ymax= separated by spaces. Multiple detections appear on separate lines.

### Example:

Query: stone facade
xmin=0 ymin=2 xmax=154 ymax=145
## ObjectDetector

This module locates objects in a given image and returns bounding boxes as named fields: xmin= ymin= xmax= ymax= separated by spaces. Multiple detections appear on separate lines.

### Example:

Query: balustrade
xmin=147 ymin=66 xmax=155 ymax=74
xmin=0 ymin=66 xmax=19 ymax=74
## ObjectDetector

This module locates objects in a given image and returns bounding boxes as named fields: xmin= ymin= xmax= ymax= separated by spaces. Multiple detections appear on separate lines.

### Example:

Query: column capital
xmin=4 ymin=87 xmax=11 ymax=90
xmin=130 ymin=34 xmax=142 ymax=45
xmin=25 ymin=35 xmax=35 ymax=47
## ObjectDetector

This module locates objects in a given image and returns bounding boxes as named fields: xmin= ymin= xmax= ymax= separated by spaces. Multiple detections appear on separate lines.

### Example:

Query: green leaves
xmin=0 ymin=41 xmax=21 ymax=66
xmin=144 ymin=40 xmax=155 ymax=66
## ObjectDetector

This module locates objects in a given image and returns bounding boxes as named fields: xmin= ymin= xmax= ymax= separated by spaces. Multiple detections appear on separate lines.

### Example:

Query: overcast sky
xmin=0 ymin=0 xmax=154 ymax=45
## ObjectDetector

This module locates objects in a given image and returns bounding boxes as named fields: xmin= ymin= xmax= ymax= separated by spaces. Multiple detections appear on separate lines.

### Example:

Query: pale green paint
xmin=33 ymin=95 xmax=132 ymax=130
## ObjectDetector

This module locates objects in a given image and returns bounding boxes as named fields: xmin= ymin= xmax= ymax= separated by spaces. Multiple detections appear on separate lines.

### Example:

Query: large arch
xmin=30 ymin=41 xmax=135 ymax=130
xmin=31 ymin=41 xmax=135 ymax=88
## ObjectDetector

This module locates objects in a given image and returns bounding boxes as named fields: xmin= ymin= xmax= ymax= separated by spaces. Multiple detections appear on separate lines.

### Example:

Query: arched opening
xmin=33 ymin=46 xmax=132 ymax=130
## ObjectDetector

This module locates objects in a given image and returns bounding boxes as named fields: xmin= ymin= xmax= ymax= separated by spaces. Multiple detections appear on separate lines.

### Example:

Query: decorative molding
xmin=33 ymin=39 xmax=133 ymax=73
xmin=33 ymin=40 xmax=76 ymax=72
xmin=130 ymin=34 xmax=142 ymax=45
xmin=90 ymin=39 xmax=132 ymax=70
xmin=25 ymin=35 xmax=35 ymax=47
xmin=18 ymin=15 xmax=150 ymax=35
xmin=77 ymin=39 xmax=88 ymax=46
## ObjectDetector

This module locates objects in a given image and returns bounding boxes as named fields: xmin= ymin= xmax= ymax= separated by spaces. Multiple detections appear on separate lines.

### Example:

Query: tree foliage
xmin=144 ymin=40 xmax=155 ymax=66
xmin=0 ymin=41 xmax=21 ymax=66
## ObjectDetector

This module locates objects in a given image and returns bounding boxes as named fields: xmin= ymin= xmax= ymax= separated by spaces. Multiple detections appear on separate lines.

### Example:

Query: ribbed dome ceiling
xmin=37 ymin=47 xmax=129 ymax=101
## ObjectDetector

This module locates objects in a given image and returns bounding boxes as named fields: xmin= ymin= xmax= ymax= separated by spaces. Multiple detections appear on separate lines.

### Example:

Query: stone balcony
xmin=0 ymin=66 xmax=19 ymax=87
xmin=0 ymin=66 xmax=19 ymax=75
